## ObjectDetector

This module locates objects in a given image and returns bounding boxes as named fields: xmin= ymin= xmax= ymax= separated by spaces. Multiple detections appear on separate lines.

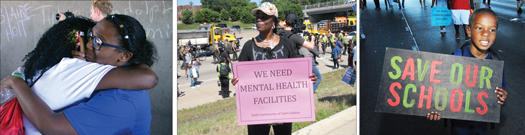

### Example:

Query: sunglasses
xmin=88 ymin=29 xmax=128 ymax=51
xmin=256 ymin=13 xmax=273 ymax=21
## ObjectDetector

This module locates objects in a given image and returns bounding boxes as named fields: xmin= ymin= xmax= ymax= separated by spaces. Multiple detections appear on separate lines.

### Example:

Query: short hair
xmin=92 ymin=0 xmax=113 ymax=15
xmin=469 ymin=8 xmax=498 ymax=28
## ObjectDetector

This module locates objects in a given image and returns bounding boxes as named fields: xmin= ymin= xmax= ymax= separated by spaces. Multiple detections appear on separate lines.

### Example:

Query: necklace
xmin=257 ymin=34 xmax=276 ymax=48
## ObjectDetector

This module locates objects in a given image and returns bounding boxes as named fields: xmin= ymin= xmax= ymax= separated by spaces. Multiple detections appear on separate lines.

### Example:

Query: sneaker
xmin=519 ymin=8 xmax=523 ymax=13
xmin=178 ymin=91 xmax=186 ymax=97
xmin=217 ymin=80 xmax=221 ymax=86
xmin=196 ymin=85 xmax=201 ymax=87
xmin=191 ymin=86 xmax=195 ymax=89
xmin=442 ymin=28 xmax=446 ymax=33
xmin=455 ymin=33 xmax=460 ymax=40
xmin=440 ymin=29 xmax=446 ymax=34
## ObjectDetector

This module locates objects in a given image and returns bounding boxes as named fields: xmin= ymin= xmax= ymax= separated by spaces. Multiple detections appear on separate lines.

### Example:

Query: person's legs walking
xmin=190 ymin=70 xmax=195 ymax=88
xmin=342 ymin=44 xmax=347 ymax=55
xmin=374 ymin=0 xmax=381 ymax=10
xmin=220 ymin=77 xmax=229 ymax=98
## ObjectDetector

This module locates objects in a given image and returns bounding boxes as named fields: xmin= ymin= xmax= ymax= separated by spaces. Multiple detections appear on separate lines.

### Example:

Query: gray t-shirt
xmin=185 ymin=53 xmax=191 ymax=64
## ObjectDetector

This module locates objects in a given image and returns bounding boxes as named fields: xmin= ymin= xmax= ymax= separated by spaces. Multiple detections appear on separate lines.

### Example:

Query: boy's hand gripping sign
xmin=233 ymin=57 xmax=315 ymax=125
xmin=375 ymin=48 xmax=504 ymax=123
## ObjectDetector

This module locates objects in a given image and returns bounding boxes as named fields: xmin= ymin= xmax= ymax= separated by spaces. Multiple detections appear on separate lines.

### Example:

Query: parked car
xmin=217 ymin=23 xmax=227 ymax=28
xmin=252 ymin=24 xmax=257 ymax=30
xmin=230 ymin=25 xmax=241 ymax=32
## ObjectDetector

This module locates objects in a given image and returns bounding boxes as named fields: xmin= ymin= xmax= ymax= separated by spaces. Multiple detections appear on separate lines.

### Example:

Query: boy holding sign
xmin=427 ymin=9 xmax=508 ymax=135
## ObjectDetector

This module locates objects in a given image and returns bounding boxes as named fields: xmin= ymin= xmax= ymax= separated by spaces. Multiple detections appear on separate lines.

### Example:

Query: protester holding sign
xmin=230 ymin=2 xmax=317 ymax=134
xmin=431 ymin=0 xmax=450 ymax=34
xmin=426 ymin=9 xmax=508 ymax=135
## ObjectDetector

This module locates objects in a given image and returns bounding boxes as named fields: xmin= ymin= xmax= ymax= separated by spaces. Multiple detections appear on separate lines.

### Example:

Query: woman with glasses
xmin=230 ymin=2 xmax=317 ymax=135
xmin=1 ymin=14 xmax=158 ymax=134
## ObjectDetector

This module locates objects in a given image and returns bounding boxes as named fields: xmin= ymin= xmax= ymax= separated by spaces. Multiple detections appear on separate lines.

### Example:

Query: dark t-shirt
xmin=238 ymin=36 xmax=299 ymax=61
xmin=220 ymin=51 xmax=231 ymax=61
xmin=277 ymin=30 xmax=304 ymax=50
xmin=449 ymin=45 xmax=506 ymax=133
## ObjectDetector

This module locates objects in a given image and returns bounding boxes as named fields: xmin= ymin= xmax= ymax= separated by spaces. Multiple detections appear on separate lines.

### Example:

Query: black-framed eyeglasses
xmin=88 ymin=29 xmax=128 ymax=51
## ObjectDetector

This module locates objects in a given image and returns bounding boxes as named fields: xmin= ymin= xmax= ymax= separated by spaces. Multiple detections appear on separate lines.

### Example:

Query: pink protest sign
xmin=233 ymin=57 xmax=315 ymax=125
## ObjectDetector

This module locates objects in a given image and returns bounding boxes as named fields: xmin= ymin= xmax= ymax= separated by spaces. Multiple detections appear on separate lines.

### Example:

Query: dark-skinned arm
xmin=95 ymin=63 xmax=158 ymax=90
xmin=72 ymin=49 xmax=158 ymax=90
xmin=1 ymin=76 xmax=78 ymax=135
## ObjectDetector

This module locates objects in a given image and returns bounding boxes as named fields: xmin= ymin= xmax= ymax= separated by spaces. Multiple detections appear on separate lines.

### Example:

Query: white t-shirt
xmin=23 ymin=58 xmax=116 ymax=135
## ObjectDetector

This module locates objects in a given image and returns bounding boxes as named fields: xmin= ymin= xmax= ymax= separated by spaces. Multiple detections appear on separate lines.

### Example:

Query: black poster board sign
xmin=375 ymin=48 xmax=504 ymax=123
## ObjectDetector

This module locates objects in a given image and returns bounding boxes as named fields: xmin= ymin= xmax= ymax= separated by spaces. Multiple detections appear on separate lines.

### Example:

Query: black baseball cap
xmin=285 ymin=13 xmax=298 ymax=25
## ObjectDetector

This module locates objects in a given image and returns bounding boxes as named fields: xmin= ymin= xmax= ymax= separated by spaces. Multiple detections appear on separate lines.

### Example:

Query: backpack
xmin=278 ymin=30 xmax=304 ymax=57
xmin=219 ymin=64 xmax=228 ymax=77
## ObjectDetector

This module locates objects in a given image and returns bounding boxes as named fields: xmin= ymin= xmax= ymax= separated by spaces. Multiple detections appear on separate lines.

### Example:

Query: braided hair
xmin=22 ymin=16 xmax=95 ymax=86
xmin=102 ymin=14 xmax=157 ymax=67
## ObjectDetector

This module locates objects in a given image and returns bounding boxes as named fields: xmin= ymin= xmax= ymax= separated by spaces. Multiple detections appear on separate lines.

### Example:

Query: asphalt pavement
xmin=361 ymin=0 xmax=525 ymax=134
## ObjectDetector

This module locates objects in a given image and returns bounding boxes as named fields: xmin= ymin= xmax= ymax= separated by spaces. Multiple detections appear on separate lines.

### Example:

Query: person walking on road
xmin=518 ymin=0 xmax=525 ymax=12
xmin=321 ymin=33 xmax=328 ymax=55
xmin=432 ymin=0 xmax=450 ymax=34
xmin=216 ymin=57 xmax=231 ymax=98
xmin=375 ymin=0 xmax=382 ymax=10
xmin=189 ymin=55 xmax=201 ymax=89
xmin=398 ymin=0 xmax=406 ymax=9
xmin=185 ymin=48 xmax=192 ymax=80
xmin=332 ymin=37 xmax=342 ymax=69
xmin=450 ymin=0 xmax=473 ymax=41
xmin=420 ymin=0 xmax=427 ymax=7
xmin=385 ymin=0 xmax=394 ymax=11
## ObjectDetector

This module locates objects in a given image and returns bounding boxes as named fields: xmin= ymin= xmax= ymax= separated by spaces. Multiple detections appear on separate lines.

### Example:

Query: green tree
xmin=274 ymin=1 xmax=304 ymax=21
xmin=240 ymin=9 xmax=255 ymax=24
xmin=230 ymin=7 xmax=241 ymax=21
xmin=220 ymin=9 xmax=230 ymax=21
xmin=194 ymin=8 xmax=221 ymax=23
xmin=242 ymin=2 xmax=258 ymax=13
xmin=182 ymin=9 xmax=193 ymax=24
xmin=201 ymin=0 xmax=233 ymax=12
xmin=210 ymin=10 xmax=220 ymax=22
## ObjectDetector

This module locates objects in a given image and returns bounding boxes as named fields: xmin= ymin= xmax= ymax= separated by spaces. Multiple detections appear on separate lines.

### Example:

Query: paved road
xmin=177 ymin=30 xmax=352 ymax=110
xmin=361 ymin=0 xmax=525 ymax=134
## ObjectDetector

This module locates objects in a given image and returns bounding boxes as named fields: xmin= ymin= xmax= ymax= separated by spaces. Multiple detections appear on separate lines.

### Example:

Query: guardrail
xmin=301 ymin=0 xmax=356 ymax=10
